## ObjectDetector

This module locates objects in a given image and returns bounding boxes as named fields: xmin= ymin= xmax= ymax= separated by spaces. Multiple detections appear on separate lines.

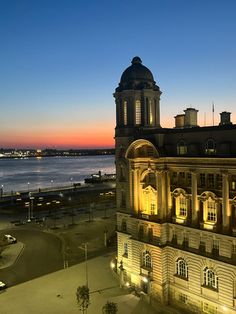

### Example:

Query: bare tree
xmin=76 ymin=285 xmax=90 ymax=313
xmin=102 ymin=301 xmax=118 ymax=314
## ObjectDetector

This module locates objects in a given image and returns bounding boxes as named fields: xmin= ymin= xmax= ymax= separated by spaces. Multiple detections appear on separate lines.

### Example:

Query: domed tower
xmin=114 ymin=56 xmax=161 ymax=136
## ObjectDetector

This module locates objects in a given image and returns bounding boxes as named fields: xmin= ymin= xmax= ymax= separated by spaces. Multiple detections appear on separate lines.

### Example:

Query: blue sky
xmin=0 ymin=0 xmax=236 ymax=148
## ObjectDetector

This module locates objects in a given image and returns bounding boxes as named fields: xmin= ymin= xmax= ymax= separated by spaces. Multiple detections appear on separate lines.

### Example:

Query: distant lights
xmin=110 ymin=261 xmax=116 ymax=269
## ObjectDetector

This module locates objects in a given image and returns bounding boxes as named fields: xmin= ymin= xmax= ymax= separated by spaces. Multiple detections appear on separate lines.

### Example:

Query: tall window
xmin=177 ymin=140 xmax=187 ymax=155
xmin=203 ymin=267 xmax=218 ymax=290
xmin=176 ymin=258 xmax=188 ymax=279
xmin=207 ymin=174 xmax=214 ymax=189
xmin=142 ymin=251 xmax=152 ymax=269
xmin=207 ymin=200 xmax=217 ymax=222
xmin=179 ymin=196 xmax=187 ymax=217
xmin=135 ymin=100 xmax=141 ymax=125
xmin=123 ymin=101 xmax=127 ymax=125
xmin=149 ymin=101 xmax=153 ymax=124
xmin=205 ymin=139 xmax=216 ymax=155
xmin=123 ymin=243 xmax=128 ymax=257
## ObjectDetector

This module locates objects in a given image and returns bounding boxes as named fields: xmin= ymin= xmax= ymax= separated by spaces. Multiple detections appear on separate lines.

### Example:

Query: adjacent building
xmin=114 ymin=56 xmax=236 ymax=314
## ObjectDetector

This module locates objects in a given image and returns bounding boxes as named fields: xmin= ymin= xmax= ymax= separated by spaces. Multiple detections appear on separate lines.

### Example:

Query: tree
xmin=102 ymin=301 xmax=118 ymax=314
xmin=76 ymin=285 xmax=90 ymax=313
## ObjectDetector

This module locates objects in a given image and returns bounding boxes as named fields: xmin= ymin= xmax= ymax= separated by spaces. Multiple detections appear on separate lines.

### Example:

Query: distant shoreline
xmin=0 ymin=149 xmax=115 ymax=159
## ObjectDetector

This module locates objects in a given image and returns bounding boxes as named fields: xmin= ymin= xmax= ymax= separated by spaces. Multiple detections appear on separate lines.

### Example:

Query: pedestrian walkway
xmin=0 ymin=252 xmax=183 ymax=314
xmin=0 ymin=242 xmax=24 ymax=269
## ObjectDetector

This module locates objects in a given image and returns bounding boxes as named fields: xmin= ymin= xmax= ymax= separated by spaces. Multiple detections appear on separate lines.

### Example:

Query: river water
xmin=0 ymin=155 xmax=115 ymax=194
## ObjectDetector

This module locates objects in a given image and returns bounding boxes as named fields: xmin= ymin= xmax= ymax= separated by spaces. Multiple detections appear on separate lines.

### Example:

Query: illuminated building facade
xmin=114 ymin=57 xmax=236 ymax=314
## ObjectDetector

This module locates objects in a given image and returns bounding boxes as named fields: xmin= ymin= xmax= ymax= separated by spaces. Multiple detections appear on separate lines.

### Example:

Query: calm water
xmin=0 ymin=155 xmax=115 ymax=193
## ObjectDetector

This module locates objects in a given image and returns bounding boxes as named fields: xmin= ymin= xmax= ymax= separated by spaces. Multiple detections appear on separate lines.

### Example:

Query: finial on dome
xmin=131 ymin=56 xmax=142 ymax=64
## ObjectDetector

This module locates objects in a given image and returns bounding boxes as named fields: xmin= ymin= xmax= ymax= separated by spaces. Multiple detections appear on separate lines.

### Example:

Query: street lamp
xmin=70 ymin=177 xmax=73 ymax=187
xmin=27 ymin=182 xmax=30 ymax=192
xmin=79 ymin=243 xmax=88 ymax=287
xmin=51 ymin=180 xmax=53 ymax=189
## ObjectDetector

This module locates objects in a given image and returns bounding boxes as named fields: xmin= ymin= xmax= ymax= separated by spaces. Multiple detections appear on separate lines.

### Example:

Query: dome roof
xmin=116 ymin=56 xmax=159 ymax=92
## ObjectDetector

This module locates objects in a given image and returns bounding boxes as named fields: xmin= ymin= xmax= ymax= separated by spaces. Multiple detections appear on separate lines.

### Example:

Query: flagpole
xmin=212 ymin=102 xmax=215 ymax=126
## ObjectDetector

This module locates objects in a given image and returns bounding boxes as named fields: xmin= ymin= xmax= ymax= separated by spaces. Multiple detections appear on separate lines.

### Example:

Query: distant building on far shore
xmin=115 ymin=56 xmax=236 ymax=314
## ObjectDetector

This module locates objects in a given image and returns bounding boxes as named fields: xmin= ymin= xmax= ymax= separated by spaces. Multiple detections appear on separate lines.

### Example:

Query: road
xmin=0 ymin=229 xmax=63 ymax=287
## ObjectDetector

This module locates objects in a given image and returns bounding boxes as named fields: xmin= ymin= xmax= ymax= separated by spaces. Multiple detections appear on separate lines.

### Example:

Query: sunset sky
xmin=1 ymin=0 xmax=236 ymax=149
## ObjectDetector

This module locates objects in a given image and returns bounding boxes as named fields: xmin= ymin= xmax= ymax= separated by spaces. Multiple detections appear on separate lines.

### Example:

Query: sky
xmin=0 ymin=0 xmax=236 ymax=149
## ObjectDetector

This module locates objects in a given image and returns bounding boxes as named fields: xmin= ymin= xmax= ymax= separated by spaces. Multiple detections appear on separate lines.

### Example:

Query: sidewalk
xmin=0 ymin=242 xmax=24 ymax=269
xmin=0 ymin=252 xmax=183 ymax=314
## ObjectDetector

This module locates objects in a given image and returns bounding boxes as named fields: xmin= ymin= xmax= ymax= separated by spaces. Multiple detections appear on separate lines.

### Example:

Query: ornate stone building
xmin=114 ymin=56 xmax=236 ymax=314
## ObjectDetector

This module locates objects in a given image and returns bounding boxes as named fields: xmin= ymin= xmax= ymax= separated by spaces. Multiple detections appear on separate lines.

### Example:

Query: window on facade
xmin=179 ymin=293 xmax=188 ymax=304
xmin=150 ymin=203 xmax=155 ymax=215
xmin=216 ymin=174 xmax=222 ymax=189
xmin=148 ymin=99 xmax=153 ymax=125
xmin=170 ymin=172 xmax=177 ymax=186
xmin=203 ymin=267 xmax=218 ymax=290
xmin=205 ymin=139 xmax=216 ymax=155
xmin=212 ymin=240 xmax=219 ymax=256
xmin=123 ymin=243 xmax=128 ymax=257
xmin=121 ymin=190 xmax=126 ymax=207
xmin=148 ymin=228 xmax=153 ymax=242
xmin=176 ymin=258 xmax=188 ymax=279
xmin=138 ymin=225 xmax=144 ymax=240
xmin=179 ymin=172 xmax=185 ymax=185
xmin=200 ymin=173 xmax=205 ymax=187
xmin=121 ymin=219 xmax=127 ymax=232
xmin=143 ymin=251 xmax=152 ymax=269
xmin=177 ymin=140 xmax=187 ymax=155
xmin=187 ymin=173 xmax=191 ymax=186
xmin=135 ymin=100 xmax=141 ymax=125
xmin=207 ymin=200 xmax=217 ymax=222
xmin=179 ymin=196 xmax=187 ymax=217
xmin=123 ymin=101 xmax=127 ymax=125
xmin=207 ymin=174 xmax=214 ymax=189
xmin=231 ymin=176 xmax=236 ymax=190
xmin=203 ymin=302 xmax=218 ymax=314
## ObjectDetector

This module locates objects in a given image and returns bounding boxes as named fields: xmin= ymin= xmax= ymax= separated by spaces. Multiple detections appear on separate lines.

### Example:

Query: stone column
xmin=166 ymin=170 xmax=172 ymax=221
xmin=191 ymin=170 xmax=199 ymax=226
xmin=157 ymin=171 xmax=163 ymax=219
xmin=222 ymin=171 xmax=230 ymax=232
xmin=161 ymin=171 xmax=167 ymax=220
xmin=133 ymin=168 xmax=139 ymax=214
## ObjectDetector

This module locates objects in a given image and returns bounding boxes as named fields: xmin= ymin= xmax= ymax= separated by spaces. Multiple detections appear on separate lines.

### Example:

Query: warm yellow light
xmin=142 ymin=276 xmax=148 ymax=283
xmin=203 ymin=223 xmax=214 ymax=230
xmin=110 ymin=261 xmax=116 ymax=269
xmin=176 ymin=217 xmax=185 ymax=224
xmin=125 ymin=282 xmax=130 ymax=287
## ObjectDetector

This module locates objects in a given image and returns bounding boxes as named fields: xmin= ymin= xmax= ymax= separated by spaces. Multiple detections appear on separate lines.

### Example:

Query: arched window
xmin=142 ymin=251 xmax=152 ymax=269
xmin=205 ymin=138 xmax=216 ymax=155
xmin=176 ymin=258 xmax=188 ymax=279
xmin=177 ymin=140 xmax=187 ymax=155
xmin=203 ymin=267 xmax=218 ymax=290
xmin=135 ymin=100 xmax=141 ymax=125
xmin=123 ymin=101 xmax=127 ymax=125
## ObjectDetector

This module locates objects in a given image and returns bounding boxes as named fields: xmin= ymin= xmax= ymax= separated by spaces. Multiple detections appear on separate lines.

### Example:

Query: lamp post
xmin=79 ymin=243 xmax=88 ymax=287
xmin=51 ymin=180 xmax=53 ymax=189
xmin=27 ymin=182 xmax=30 ymax=192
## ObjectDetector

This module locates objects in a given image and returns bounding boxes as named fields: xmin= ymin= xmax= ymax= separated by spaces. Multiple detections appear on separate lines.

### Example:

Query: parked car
xmin=4 ymin=234 xmax=17 ymax=244
xmin=0 ymin=281 xmax=6 ymax=290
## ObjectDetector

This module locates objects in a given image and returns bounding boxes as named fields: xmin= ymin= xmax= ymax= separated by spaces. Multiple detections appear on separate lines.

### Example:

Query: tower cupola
xmin=114 ymin=57 xmax=162 ymax=131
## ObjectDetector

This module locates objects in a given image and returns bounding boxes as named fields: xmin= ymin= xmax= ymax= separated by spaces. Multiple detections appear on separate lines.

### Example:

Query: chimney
xmin=174 ymin=114 xmax=185 ymax=128
xmin=184 ymin=108 xmax=198 ymax=128
xmin=219 ymin=111 xmax=232 ymax=126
